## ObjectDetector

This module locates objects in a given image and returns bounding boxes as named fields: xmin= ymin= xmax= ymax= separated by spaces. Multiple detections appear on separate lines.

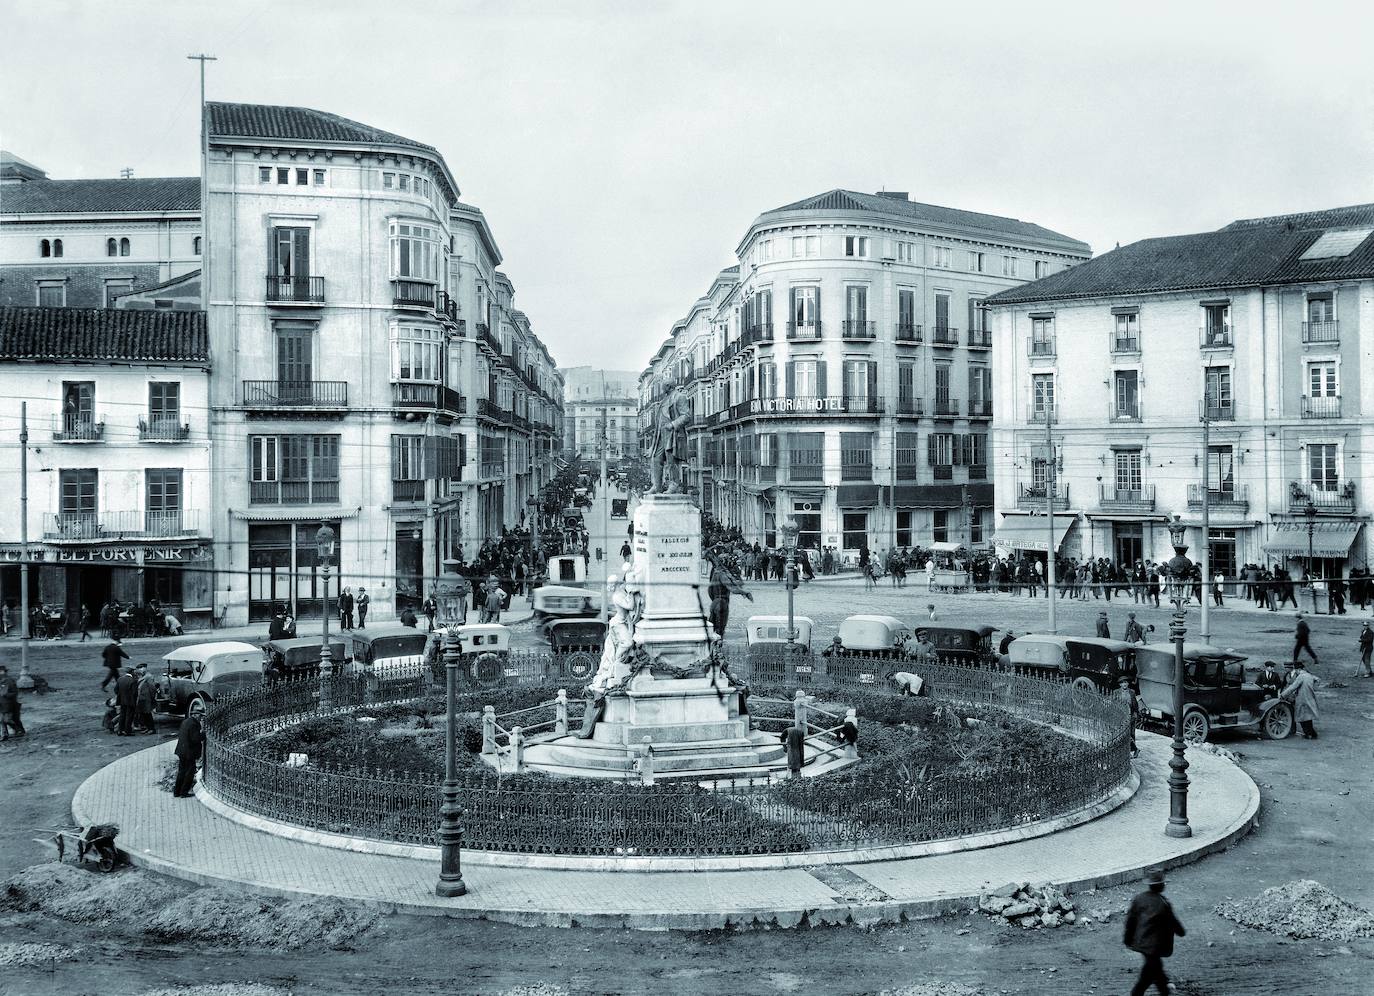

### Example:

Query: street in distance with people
xmin=2 ymin=4 xmax=1374 ymax=995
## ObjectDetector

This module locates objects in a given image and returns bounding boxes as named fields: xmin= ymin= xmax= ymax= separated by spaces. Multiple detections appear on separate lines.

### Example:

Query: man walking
xmin=356 ymin=587 xmax=369 ymax=629
xmin=172 ymin=712 xmax=204 ymax=797
xmin=480 ymin=577 xmax=507 ymax=624
xmin=1281 ymin=660 xmax=1320 ymax=739
xmin=1292 ymin=612 xmax=1318 ymax=666
xmin=422 ymin=590 xmax=438 ymax=632
xmin=0 ymin=664 xmax=25 ymax=739
xmin=1123 ymin=868 xmax=1185 ymax=996
xmin=101 ymin=638 xmax=129 ymax=691
xmin=1124 ymin=612 xmax=1145 ymax=644
xmin=1358 ymin=622 xmax=1373 ymax=678
xmin=1096 ymin=611 xmax=1111 ymax=639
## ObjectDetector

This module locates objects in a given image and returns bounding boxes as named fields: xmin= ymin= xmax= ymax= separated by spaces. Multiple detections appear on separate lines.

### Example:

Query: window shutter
xmin=967 ymin=298 xmax=976 ymax=333
xmin=817 ymin=361 xmax=827 ymax=398
xmin=814 ymin=286 xmax=821 ymax=326
xmin=762 ymin=290 xmax=771 ymax=326
xmin=867 ymin=361 xmax=878 ymax=404
xmin=294 ymin=228 xmax=310 ymax=280
xmin=789 ymin=287 xmax=797 ymax=327
xmin=785 ymin=361 xmax=795 ymax=396
xmin=927 ymin=434 xmax=937 ymax=467
xmin=391 ymin=437 xmax=403 ymax=480
xmin=268 ymin=227 xmax=278 ymax=276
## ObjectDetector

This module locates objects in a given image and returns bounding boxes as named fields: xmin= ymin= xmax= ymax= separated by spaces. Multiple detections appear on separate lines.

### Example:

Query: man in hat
xmin=101 ymin=638 xmax=129 ymax=691
xmin=1123 ymin=868 xmax=1185 ymax=996
xmin=1357 ymin=622 xmax=1372 ymax=678
xmin=1123 ymin=612 xmax=1146 ymax=645
xmin=172 ymin=712 xmax=204 ymax=797
xmin=1280 ymin=660 xmax=1320 ymax=739
xmin=1096 ymin=611 xmax=1111 ymax=639
xmin=1256 ymin=660 xmax=1286 ymax=700
xmin=1292 ymin=612 xmax=1318 ymax=666
xmin=480 ymin=576 xmax=507 ymax=624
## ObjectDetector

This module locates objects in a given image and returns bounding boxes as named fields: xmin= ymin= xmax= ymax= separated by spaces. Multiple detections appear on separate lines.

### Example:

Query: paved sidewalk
xmin=72 ymin=734 xmax=1258 ymax=930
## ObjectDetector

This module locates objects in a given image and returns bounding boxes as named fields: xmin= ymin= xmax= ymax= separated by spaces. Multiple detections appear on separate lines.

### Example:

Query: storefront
xmin=991 ymin=513 xmax=1080 ymax=564
xmin=1262 ymin=520 xmax=1362 ymax=579
xmin=246 ymin=521 xmax=342 ymax=622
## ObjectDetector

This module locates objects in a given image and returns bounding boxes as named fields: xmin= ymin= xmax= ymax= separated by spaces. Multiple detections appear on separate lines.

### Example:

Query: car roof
xmin=1010 ymin=634 xmax=1070 ymax=648
xmin=1137 ymin=641 xmax=1246 ymax=661
xmin=843 ymin=614 xmax=906 ymax=627
xmin=747 ymin=615 xmax=815 ymax=625
xmin=1064 ymin=637 xmax=1136 ymax=652
xmin=350 ymin=626 xmax=424 ymax=641
xmin=267 ymin=637 xmax=344 ymax=650
xmin=163 ymin=641 xmax=260 ymax=661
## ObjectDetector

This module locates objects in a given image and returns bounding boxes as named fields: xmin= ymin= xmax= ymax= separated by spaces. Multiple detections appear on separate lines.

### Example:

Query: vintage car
xmin=261 ymin=636 xmax=347 ymax=681
xmin=743 ymin=615 xmax=817 ymax=684
xmin=919 ymin=624 xmax=998 ymax=666
xmin=1135 ymin=642 xmax=1294 ymax=742
xmin=531 ymin=555 xmax=601 ymax=638
xmin=345 ymin=627 xmax=429 ymax=680
xmin=1005 ymin=635 xmax=1138 ymax=692
xmin=428 ymin=623 xmax=515 ymax=688
xmin=611 ymin=497 xmax=629 ymax=519
xmin=548 ymin=618 xmax=607 ymax=681
xmin=155 ymin=641 xmax=263 ymax=718
xmin=820 ymin=615 xmax=911 ymax=685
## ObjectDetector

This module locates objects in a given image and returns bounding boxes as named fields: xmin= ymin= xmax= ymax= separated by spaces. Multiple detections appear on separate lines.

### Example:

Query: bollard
xmin=555 ymin=688 xmax=568 ymax=736
xmin=843 ymin=707 xmax=859 ymax=760
xmin=511 ymin=726 xmax=525 ymax=773
xmin=481 ymin=705 xmax=496 ymax=755
xmin=793 ymin=689 xmax=808 ymax=730
xmin=638 ymin=736 xmax=655 ymax=786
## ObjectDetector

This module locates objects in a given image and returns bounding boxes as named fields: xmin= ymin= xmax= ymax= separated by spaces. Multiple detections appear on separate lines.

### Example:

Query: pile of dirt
xmin=978 ymin=881 xmax=1078 ymax=929
xmin=2 ymin=863 xmax=376 ymax=951
xmin=137 ymin=986 xmax=292 ymax=996
xmin=0 ymin=941 xmax=78 ymax=968
xmin=880 ymin=985 xmax=986 ymax=996
xmin=1215 ymin=880 xmax=1374 ymax=942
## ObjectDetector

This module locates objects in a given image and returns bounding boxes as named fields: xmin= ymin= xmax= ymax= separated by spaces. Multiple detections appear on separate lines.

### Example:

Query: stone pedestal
xmin=629 ymin=493 xmax=710 ymax=665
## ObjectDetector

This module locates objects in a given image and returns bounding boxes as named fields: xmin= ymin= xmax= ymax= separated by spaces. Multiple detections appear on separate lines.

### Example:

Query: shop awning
xmin=231 ymin=507 xmax=361 ymax=522
xmin=1262 ymin=521 xmax=1361 ymax=558
xmin=992 ymin=514 xmax=1077 ymax=553
xmin=837 ymin=484 xmax=879 ymax=507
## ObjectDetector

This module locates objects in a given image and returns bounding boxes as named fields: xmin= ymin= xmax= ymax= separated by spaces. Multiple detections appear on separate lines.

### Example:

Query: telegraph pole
xmin=1199 ymin=408 xmax=1211 ymax=644
xmin=187 ymin=53 xmax=216 ymax=306
xmin=17 ymin=403 xmax=33 ymax=689
xmin=1046 ymin=407 xmax=1058 ymax=634
xmin=598 ymin=374 xmax=610 ymax=623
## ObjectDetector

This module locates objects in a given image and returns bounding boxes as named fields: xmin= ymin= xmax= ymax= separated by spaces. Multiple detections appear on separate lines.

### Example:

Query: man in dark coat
xmin=101 ymin=639 xmax=129 ymax=691
xmin=0 ymin=664 xmax=24 ymax=739
xmin=115 ymin=667 xmax=138 ymax=736
xmin=1256 ymin=660 xmax=1286 ymax=699
xmin=172 ymin=713 xmax=204 ymax=797
xmin=1292 ymin=612 xmax=1318 ymax=665
xmin=1123 ymin=868 xmax=1185 ymax=996
xmin=135 ymin=663 xmax=158 ymax=734
xmin=780 ymin=723 xmax=805 ymax=778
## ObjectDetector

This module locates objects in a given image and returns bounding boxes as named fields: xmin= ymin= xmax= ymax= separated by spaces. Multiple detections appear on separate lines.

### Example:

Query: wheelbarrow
xmin=43 ymin=823 xmax=122 ymax=872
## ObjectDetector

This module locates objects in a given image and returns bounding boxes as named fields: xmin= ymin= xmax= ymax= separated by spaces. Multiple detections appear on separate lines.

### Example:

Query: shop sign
xmin=0 ymin=545 xmax=210 ymax=564
xmin=751 ymin=397 xmax=850 ymax=414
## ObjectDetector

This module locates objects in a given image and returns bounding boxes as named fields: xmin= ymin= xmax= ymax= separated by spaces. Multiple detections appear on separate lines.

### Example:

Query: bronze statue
xmin=647 ymin=382 xmax=691 ymax=494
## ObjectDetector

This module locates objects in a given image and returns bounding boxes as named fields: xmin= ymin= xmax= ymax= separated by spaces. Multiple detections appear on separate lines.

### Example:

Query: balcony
xmin=138 ymin=416 xmax=191 ymax=442
xmin=1202 ymin=398 xmax=1234 ymax=422
xmin=478 ymin=398 xmax=513 ymax=424
xmin=895 ymin=323 xmax=923 ymax=344
xmin=392 ymin=278 xmax=435 ymax=308
xmin=1289 ymin=481 xmax=1357 ymax=516
xmin=1301 ymin=394 xmax=1340 ymax=419
xmin=1027 ymin=336 xmax=1056 ymax=358
xmin=743 ymin=323 xmax=774 ymax=347
xmin=392 ymin=382 xmax=466 ymax=418
xmin=1187 ymin=484 xmax=1249 ymax=513
xmin=1108 ymin=399 xmax=1142 ymax=422
xmin=932 ymin=465 xmax=953 ymax=481
xmin=967 ymin=328 xmax=992 ymax=349
xmin=933 ymin=397 xmax=961 ymax=417
xmin=895 ymin=396 xmax=924 ymax=416
xmin=53 ymin=415 xmax=104 ymax=442
xmin=1016 ymin=483 xmax=1070 ymax=512
xmin=435 ymin=290 xmax=459 ymax=323
xmin=1301 ymin=320 xmax=1339 ymax=345
xmin=250 ymin=480 xmax=340 ymax=505
xmin=1027 ymin=402 xmax=1056 ymax=423
xmin=475 ymin=322 xmax=501 ymax=354
xmin=265 ymin=275 xmax=325 ymax=305
xmin=241 ymin=380 xmax=348 ymax=410
xmin=1111 ymin=335 xmax=1140 ymax=355
xmin=1199 ymin=324 xmax=1232 ymax=349
xmin=45 ymin=509 xmax=204 ymax=541
xmin=842 ymin=320 xmax=876 ymax=341
xmin=392 ymin=480 xmax=425 ymax=503
xmin=968 ymin=399 xmax=993 ymax=419
xmin=786 ymin=320 xmax=822 ymax=341
xmin=968 ymin=464 xmax=987 ymax=480
xmin=1099 ymin=484 xmax=1156 ymax=512
xmin=930 ymin=325 xmax=959 ymax=347
xmin=750 ymin=396 xmax=883 ymax=416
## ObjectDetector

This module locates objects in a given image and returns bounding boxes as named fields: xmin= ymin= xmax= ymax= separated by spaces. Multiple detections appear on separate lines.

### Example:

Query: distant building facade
xmin=561 ymin=366 xmax=639 ymax=461
xmin=985 ymin=202 xmax=1374 ymax=578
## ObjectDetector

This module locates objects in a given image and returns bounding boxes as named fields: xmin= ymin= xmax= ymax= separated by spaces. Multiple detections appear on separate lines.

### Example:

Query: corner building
xmin=642 ymin=190 xmax=1088 ymax=562
xmin=204 ymin=103 xmax=562 ymax=626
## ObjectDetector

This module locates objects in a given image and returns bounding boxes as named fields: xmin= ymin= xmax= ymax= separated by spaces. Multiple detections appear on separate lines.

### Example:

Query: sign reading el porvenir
xmin=0 ymin=545 xmax=210 ymax=564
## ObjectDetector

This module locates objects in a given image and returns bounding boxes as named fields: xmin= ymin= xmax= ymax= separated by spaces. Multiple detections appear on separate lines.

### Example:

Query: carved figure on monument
xmin=705 ymin=546 xmax=752 ymax=638
xmin=590 ymin=573 xmax=639 ymax=694
xmin=647 ymin=382 xmax=691 ymax=494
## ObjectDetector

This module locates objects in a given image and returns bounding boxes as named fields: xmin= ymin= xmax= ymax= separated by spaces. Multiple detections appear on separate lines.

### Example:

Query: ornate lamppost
xmin=1304 ymin=499 xmax=1319 ymax=614
xmin=315 ymin=524 xmax=336 ymax=710
xmin=435 ymin=558 xmax=468 ymax=897
xmin=527 ymin=495 xmax=541 ymax=559
xmin=1164 ymin=518 xmax=1193 ymax=839
xmin=780 ymin=517 xmax=800 ymax=666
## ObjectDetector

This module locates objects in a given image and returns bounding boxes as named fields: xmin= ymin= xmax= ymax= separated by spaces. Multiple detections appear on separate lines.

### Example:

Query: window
xmin=389 ymin=222 xmax=439 ymax=281
xmin=1204 ymin=366 xmax=1232 ymax=420
xmin=928 ymin=432 xmax=955 ymax=468
xmin=193 ymin=236 xmax=202 ymax=255
xmin=398 ymin=174 xmax=410 ymax=192
xmin=250 ymin=434 xmax=340 ymax=504
xmin=52 ymin=239 xmax=63 ymax=257
xmin=791 ymin=359 xmax=819 ymax=397
xmin=1307 ymin=361 xmax=1337 ymax=398
xmin=759 ymin=433 xmax=776 ymax=467
xmin=392 ymin=324 xmax=443 ymax=381
xmin=787 ymin=431 xmax=824 ymax=482
xmin=967 ymin=297 xmax=989 ymax=333
xmin=758 ymin=361 xmax=776 ymax=398
xmin=296 ymin=168 xmax=308 ymax=185
xmin=392 ymin=435 xmax=426 ymax=502
xmin=898 ymin=362 xmax=917 ymax=412
xmin=104 ymin=280 xmax=133 ymax=307
xmin=1202 ymin=303 xmax=1230 ymax=345
xmin=1307 ymin=293 xmax=1334 ymax=324
xmin=1032 ymin=373 xmax=1055 ymax=419
xmin=934 ymin=363 xmax=952 ymax=411
xmin=155 ymin=299 xmax=174 ymax=310
xmin=897 ymin=510 xmax=914 ymax=547
xmin=932 ymin=510 xmax=949 ymax=543
xmin=1113 ymin=312 xmax=1139 ymax=351
xmin=37 ymin=281 xmax=65 ymax=307
xmin=277 ymin=167 xmax=289 ymax=185
xmin=932 ymin=246 xmax=952 ymax=268
xmin=898 ymin=288 xmax=916 ymax=335
xmin=896 ymin=431 xmax=920 ymax=476
xmin=971 ymin=509 xmax=984 ymax=544
xmin=844 ymin=285 xmax=868 ymax=335
xmin=844 ymin=235 xmax=869 ymax=257
xmin=1002 ymin=256 xmax=1018 ymax=277
xmin=1114 ymin=450 xmax=1143 ymax=497
xmin=1308 ymin=443 xmax=1339 ymax=492
xmin=40 ymin=239 xmax=51 ymax=257
xmin=1035 ymin=260 xmax=1050 ymax=278
xmin=1207 ymin=445 xmax=1235 ymax=496
xmin=790 ymin=235 xmax=818 ymax=258
xmin=145 ymin=469 xmax=183 ymax=533
xmin=967 ymin=433 xmax=987 ymax=470
xmin=149 ymin=382 xmax=181 ymax=425
xmin=1113 ymin=370 xmax=1140 ymax=418
xmin=259 ymin=166 xmax=272 ymax=183
xmin=934 ymin=292 xmax=951 ymax=334
xmin=383 ymin=172 xmax=395 ymax=188
xmin=313 ymin=169 xmax=326 ymax=185
xmin=841 ymin=432 xmax=872 ymax=481
xmin=1030 ymin=315 xmax=1055 ymax=355
xmin=842 ymin=512 xmax=868 ymax=550
xmin=896 ymin=241 xmax=915 ymax=263
xmin=968 ymin=366 xmax=991 ymax=415
xmin=969 ymin=251 xmax=985 ymax=272
xmin=59 ymin=469 xmax=98 ymax=535
xmin=119 ymin=237 xmax=130 ymax=256
xmin=107 ymin=237 xmax=118 ymax=257
xmin=789 ymin=285 xmax=820 ymax=332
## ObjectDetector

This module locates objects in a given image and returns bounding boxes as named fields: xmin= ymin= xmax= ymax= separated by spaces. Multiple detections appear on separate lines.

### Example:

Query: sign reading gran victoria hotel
xmin=644 ymin=188 xmax=1090 ymax=558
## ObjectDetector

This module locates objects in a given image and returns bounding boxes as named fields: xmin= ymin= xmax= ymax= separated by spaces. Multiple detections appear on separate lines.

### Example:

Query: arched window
xmin=107 ymin=238 xmax=118 ymax=257
xmin=53 ymin=239 xmax=63 ymax=257
xmin=40 ymin=239 xmax=51 ymax=257
xmin=193 ymin=236 xmax=202 ymax=255
xmin=119 ymin=237 xmax=130 ymax=257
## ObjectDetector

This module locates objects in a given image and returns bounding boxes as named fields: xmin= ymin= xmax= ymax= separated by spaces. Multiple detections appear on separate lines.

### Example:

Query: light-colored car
xmin=346 ymin=627 xmax=429 ymax=679
xmin=156 ymin=641 xmax=263 ymax=718
xmin=832 ymin=614 xmax=912 ymax=655
xmin=744 ymin=615 xmax=817 ymax=682
xmin=428 ymin=623 xmax=515 ymax=687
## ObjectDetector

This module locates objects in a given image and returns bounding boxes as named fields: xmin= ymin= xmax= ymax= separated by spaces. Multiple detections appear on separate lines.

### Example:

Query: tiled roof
xmin=208 ymin=102 xmax=436 ymax=153
xmin=757 ymin=189 xmax=1089 ymax=249
xmin=0 ymin=307 xmax=208 ymax=364
xmin=986 ymin=202 xmax=1374 ymax=305
xmin=0 ymin=177 xmax=199 ymax=215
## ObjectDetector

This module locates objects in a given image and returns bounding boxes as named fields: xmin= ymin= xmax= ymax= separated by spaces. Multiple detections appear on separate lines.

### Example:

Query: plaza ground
xmin=2 ymin=498 xmax=1373 ymax=993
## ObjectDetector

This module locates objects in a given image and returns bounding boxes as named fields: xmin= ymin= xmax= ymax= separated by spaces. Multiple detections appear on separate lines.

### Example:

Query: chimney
xmin=876 ymin=191 xmax=909 ymax=200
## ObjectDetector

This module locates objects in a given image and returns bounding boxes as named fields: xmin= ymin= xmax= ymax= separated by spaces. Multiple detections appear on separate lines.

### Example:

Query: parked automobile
xmin=1006 ymin=634 xmax=1137 ymax=692
xmin=261 ymin=636 xmax=347 ymax=681
xmin=155 ymin=641 xmax=263 ymax=718
xmin=531 ymin=555 xmax=601 ymax=638
xmin=548 ymin=619 xmax=607 ymax=682
xmin=827 ymin=615 xmax=912 ymax=658
xmin=743 ymin=615 xmax=816 ymax=684
xmin=428 ymin=623 xmax=515 ymax=689
xmin=920 ymin=624 xmax=997 ymax=666
xmin=1135 ymin=642 xmax=1294 ymax=742
xmin=611 ymin=498 xmax=629 ymax=519
xmin=345 ymin=627 xmax=429 ymax=680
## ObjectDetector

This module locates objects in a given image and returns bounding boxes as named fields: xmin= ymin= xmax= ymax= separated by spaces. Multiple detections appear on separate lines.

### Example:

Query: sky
xmin=4 ymin=0 xmax=1372 ymax=370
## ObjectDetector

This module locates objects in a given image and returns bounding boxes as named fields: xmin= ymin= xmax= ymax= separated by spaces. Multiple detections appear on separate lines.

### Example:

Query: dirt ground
xmin=2 ymin=595 xmax=1373 ymax=995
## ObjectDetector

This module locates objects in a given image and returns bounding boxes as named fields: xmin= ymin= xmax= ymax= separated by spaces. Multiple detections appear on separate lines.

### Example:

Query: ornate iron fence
xmin=203 ymin=651 xmax=1132 ymax=857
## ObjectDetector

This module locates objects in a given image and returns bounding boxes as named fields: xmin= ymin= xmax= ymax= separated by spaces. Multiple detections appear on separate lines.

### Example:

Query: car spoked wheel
xmin=1261 ymin=701 xmax=1294 ymax=740
xmin=561 ymin=650 xmax=596 ymax=681
xmin=1071 ymin=676 xmax=1097 ymax=693
xmin=1181 ymin=708 xmax=1210 ymax=743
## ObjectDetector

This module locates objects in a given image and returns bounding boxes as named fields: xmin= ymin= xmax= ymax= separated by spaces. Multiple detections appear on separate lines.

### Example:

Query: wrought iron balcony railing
xmin=265 ymin=275 xmax=325 ymax=304
xmin=895 ymin=323 xmax=923 ymax=343
xmin=841 ymin=320 xmax=876 ymax=340
xmin=45 ymin=509 xmax=204 ymax=540
xmin=1301 ymin=320 xmax=1338 ymax=344
xmin=967 ymin=328 xmax=992 ymax=349
xmin=786 ymin=320 xmax=822 ymax=340
xmin=53 ymin=415 xmax=104 ymax=442
xmin=1301 ymin=394 xmax=1340 ymax=419
xmin=392 ymin=278 xmax=436 ymax=308
xmin=930 ymin=325 xmax=959 ymax=347
xmin=138 ymin=417 xmax=191 ymax=441
xmin=1016 ymin=483 xmax=1069 ymax=511
xmin=1187 ymin=483 xmax=1248 ymax=511
xmin=1099 ymin=484 xmax=1155 ymax=511
xmin=242 ymin=380 xmax=348 ymax=408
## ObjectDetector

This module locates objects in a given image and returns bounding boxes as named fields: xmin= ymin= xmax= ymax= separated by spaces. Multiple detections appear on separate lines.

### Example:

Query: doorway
xmin=1113 ymin=523 xmax=1143 ymax=566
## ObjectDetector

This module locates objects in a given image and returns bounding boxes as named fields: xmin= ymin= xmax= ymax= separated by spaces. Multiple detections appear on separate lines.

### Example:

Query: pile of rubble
xmin=978 ymin=882 xmax=1086 ymax=929
xmin=1216 ymin=880 xmax=1374 ymax=942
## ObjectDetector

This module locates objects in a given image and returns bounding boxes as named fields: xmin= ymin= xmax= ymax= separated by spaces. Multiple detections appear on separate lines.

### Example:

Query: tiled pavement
xmin=71 ymin=733 xmax=1258 ymax=930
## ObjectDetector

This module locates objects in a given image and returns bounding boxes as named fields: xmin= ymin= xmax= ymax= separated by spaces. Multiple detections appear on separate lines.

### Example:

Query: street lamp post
xmin=315 ymin=524 xmax=335 ymax=710
xmin=435 ymin=558 xmax=468 ymax=897
xmin=1304 ymin=500 xmax=1319 ymax=614
xmin=527 ymin=495 xmax=541 ymax=559
xmin=1165 ymin=597 xmax=1193 ymax=838
xmin=780 ymin=518 xmax=799 ymax=667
